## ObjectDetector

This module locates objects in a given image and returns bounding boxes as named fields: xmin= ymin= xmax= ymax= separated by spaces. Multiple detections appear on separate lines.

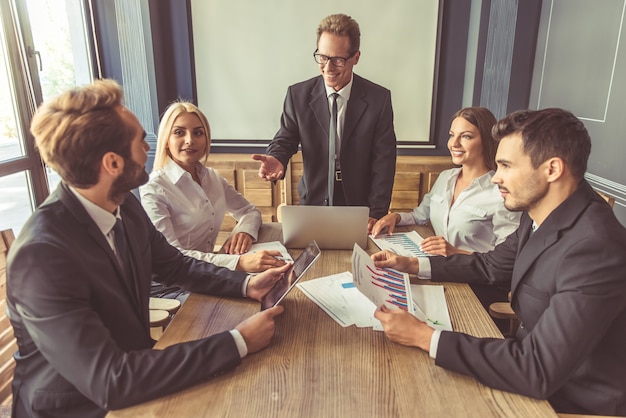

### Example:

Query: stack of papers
xmin=297 ymin=272 xmax=383 ymax=329
xmin=297 ymin=244 xmax=452 ymax=331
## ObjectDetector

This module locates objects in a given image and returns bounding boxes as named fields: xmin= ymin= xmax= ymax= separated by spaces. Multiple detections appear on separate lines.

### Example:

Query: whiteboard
xmin=190 ymin=0 xmax=439 ymax=143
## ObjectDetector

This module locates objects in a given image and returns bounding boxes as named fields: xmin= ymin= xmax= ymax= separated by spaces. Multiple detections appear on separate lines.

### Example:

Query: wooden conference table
xmin=108 ymin=223 xmax=556 ymax=417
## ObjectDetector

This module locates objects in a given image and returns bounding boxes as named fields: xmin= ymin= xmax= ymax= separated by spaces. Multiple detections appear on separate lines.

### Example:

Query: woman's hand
xmin=419 ymin=236 xmax=469 ymax=257
xmin=237 ymin=250 xmax=287 ymax=272
xmin=223 ymin=232 xmax=254 ymax=254
xmin=371 ymin=213 xmax=401 ymax=237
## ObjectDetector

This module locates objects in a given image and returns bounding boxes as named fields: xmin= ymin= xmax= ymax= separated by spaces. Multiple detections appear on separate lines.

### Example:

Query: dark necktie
xmin=328 ymin=93 xmax=339 ymax=206
xmin=112 ymin=218 xmax=131 ymax=279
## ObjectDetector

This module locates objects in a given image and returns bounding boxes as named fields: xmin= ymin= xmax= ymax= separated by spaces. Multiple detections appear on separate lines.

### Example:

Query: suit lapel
xmin=119 ymin=200 xmax=149 ymax=324
xmin=510 ymin=181 xmax=595 ymax=299
xmin=309 ymin=77 xmax=330 ymax=137
xmin=58 ymin=183 xmax=144 ymax=320
xmin=342 ymin=74 xmax=367 ymax=150
xmin=510 ymin=221 xmax=559 ymax=296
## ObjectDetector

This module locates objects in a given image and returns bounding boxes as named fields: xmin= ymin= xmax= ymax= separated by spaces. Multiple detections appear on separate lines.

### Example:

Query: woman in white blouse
xmin=140 ymin=102 xmax=285 ymax=288
xmin=371 ymin=107 xmax=520 ymax=325
xmin=372 ymin=106 xmax=520 ymax=254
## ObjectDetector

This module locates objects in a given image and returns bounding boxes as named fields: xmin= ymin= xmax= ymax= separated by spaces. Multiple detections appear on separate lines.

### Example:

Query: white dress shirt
xmin=398 ymin=167 xmax=520 ymax=253
xmin=139 ymin=157 xmax=262 ymax=270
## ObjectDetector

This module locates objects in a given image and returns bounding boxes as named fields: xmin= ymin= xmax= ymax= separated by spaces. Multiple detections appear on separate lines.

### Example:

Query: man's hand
xmin=235 ymin=305 xmax=284 ymax=354
xmin=374 ymin=305 xmax=434 ymax=352
xmin=251 ymin=154 xmax=284 ymax=181
xmin=246 ymin=263 xmax=292 ymax=301
xmin=237 ymin=250 xmax=287 ymax=272
xmin=371 ymin=213 xmax=401 ymax=237
xmin=371 ymin=250 xmax=420 ymax=275
xmin=223 ymin=232 xmax=253 ymax=254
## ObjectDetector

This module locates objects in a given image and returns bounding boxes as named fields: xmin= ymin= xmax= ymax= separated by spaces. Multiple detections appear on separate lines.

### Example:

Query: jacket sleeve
xmin=8 ymin=240 xmax=243 ymax=411
xmin=366 ymin=90 xmax=397 ymax=219
xmin=266 ymin=86 xmax=301 ymax=174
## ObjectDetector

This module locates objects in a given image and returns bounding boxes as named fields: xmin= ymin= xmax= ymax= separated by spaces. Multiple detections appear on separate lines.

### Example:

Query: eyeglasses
xmin=313 ymin=49 xmax=355 ymax=68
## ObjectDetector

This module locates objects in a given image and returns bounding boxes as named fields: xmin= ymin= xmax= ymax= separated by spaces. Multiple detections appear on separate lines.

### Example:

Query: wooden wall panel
xmin=207 ymin=153 xmax=454 ymax=240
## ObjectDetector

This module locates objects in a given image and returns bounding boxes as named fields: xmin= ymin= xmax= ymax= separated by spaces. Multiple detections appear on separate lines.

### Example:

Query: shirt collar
xmin=162 ymin=156 xmax=204 ymax=184
xmin=68 ymin=186 xmax=117 ymax=235
xmin=324 ymin=74 xmax=354 ymax=102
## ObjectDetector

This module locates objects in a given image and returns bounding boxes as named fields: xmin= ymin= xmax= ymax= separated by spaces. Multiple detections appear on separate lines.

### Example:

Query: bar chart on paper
xmin=370 ymin=231 xmax=431 ymax=258
xmin=367 ymin=265 xmax=410 ymax=310
xmin=351 ymin=244 xmax=414 ymax=313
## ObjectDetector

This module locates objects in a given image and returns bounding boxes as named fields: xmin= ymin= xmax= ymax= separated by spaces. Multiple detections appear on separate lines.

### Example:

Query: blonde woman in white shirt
xmin=140 ymin=102 xmax=285 ymax=292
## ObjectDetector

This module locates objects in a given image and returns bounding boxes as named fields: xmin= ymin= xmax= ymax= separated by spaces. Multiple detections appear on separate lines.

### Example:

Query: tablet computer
xmin=260 ymin=240 xmax=321 ymax=310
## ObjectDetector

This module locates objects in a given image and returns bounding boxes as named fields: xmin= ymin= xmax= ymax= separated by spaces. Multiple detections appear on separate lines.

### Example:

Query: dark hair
xmin=30 ymin=79 xmax=134 ymax=188
xmin=492 ymin=108 xmax=591 ymax=180
xmin=452 ymin=107 xmax=498 ymax=171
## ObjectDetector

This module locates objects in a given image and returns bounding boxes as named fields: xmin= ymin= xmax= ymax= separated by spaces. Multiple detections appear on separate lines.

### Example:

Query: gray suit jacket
xmin=266 ymin=74 xmax=397 ymax=219
xmin=430 ymin=180 xmax=626 ymax=415
xmin=7 ymin=183 xmax=248 ymax=418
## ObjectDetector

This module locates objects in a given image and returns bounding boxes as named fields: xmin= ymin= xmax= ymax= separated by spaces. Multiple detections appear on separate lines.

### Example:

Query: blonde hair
xmin=153 ymin=101 xmax=212 ymax=171
xmin=30 ymin=79 xmax=133 ymax=188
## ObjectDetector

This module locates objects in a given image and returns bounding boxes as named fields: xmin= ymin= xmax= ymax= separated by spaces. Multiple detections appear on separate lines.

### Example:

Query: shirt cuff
xmin=417 ymin=257 xmax=432 ymax=280
xmin=242 ymin=274 xmax=251 ymax=297
xmin=229 ymin=329 xmax=248 ymax=358
xmin=429 ymin=329 xmax=442 ymax=359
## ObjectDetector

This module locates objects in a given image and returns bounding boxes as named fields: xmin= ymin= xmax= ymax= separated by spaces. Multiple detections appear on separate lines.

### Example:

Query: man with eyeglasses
xmin=252 ymin=14 xmax=397 ymax=232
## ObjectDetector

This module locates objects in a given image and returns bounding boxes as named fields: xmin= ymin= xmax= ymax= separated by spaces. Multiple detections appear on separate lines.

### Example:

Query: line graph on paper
xmin=370 ymin=231 xmax=431 ymax=257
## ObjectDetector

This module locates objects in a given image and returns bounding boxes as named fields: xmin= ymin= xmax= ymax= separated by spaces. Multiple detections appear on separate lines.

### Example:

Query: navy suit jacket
xmin=7 ymin=183 xmax=249 ymax=418
xmin=266 ymin=74 xmax=397 ymax=219
xmin=430 ymin=181 xmax=626 ymax=415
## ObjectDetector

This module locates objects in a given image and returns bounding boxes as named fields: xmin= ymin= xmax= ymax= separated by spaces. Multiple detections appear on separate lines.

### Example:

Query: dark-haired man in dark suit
xmin=372 ymin=108 xmax=626 ymax=416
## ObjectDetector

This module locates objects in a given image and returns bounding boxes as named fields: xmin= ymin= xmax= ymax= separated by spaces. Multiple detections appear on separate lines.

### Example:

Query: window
xmin=0 ymin=0 xmax=95 ymax=235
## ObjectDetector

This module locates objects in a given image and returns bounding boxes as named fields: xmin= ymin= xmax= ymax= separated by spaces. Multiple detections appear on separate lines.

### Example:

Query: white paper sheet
xmin=351 ymin=244 xmax=414 ymax=314
xmin=370 ymin=231 xmax=431 ymax=258
xmin=296 ymin=272 xmax=382 ymax=330
xmin=410 ymin=284 xmax=453 ymax=331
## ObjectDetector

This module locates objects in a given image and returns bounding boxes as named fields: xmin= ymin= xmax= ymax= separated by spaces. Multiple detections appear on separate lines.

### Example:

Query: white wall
xmin=190 ymin=0 xmax=439 ymax=144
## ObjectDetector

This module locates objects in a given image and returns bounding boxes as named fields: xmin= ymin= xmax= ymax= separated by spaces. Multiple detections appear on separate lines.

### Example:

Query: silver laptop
xmin=280 ymin=205 xmax=369 ymax=249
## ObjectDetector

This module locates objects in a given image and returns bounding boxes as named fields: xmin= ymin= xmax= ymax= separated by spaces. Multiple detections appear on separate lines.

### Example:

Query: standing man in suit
xmin=252 ymin=13 xmax=397 ymax=232
xmin=371 ymin=108 xmax=626 ymax=416
xmin=6 ymin=79 xmax=291 ymax=418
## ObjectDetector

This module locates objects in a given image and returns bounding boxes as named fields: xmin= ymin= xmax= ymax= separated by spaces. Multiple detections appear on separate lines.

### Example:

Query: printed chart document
xmin=297 ymin=244 xmax=452 ymax=332
xmin=370 ymin=231 xmax=431 ymax=258
xmin=351 ymin=244 xmax=415 ymax=314
xmin=296 ymin=272 xmax=382 ymax=329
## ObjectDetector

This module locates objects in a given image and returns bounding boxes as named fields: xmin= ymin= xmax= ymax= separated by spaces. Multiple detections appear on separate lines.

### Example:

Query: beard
xmin=109 ymin=157 xmax=149 ymax=205
xmin=501 ymin=175 xmax=547 ymax=213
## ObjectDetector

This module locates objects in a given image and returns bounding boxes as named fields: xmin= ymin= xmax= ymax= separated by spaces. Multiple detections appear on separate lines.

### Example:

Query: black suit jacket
xmin=266 ymin=74 xmax=397 ymax=219
xmin=7 ymin=183 xmax=249 ymax=418
xmin=430 ymin=181 xmax=626 ymax=415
